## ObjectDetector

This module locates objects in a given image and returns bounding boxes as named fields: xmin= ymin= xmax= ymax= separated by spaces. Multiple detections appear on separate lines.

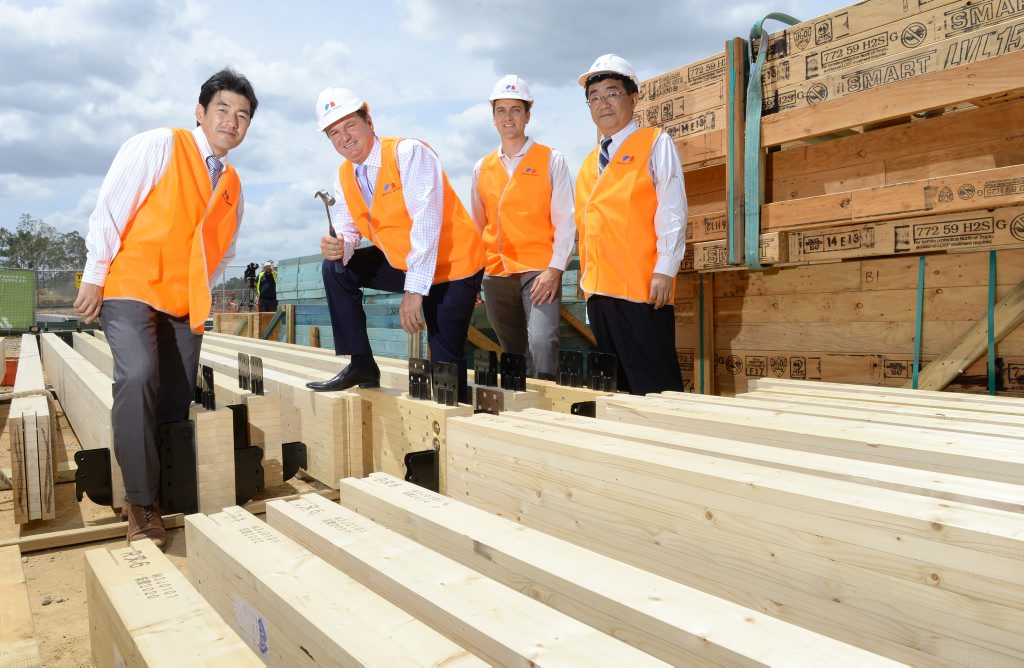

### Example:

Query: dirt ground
xmin=1 ymin=378 xmax=323 ymax=665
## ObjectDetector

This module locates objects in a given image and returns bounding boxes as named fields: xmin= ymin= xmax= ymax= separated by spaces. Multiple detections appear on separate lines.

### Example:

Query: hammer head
xmin=314 ymin=190 xmax=336 ymax=206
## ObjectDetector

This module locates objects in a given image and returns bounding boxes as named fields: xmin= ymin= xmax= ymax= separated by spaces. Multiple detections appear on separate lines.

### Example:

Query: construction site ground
xmin=0 ymin=388 xmax=325 ymax=665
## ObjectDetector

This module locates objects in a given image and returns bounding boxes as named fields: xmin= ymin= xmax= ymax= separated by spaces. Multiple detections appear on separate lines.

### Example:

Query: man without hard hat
xmin=74 ymin=68 xmax=258 ymax=549
xmin=469 ymin=75 xmax=575 ymax=381
xmin=575 ymin=54 xmax=687 ymax=395
xmin=306 ymin=87 xmax=485 ymax=402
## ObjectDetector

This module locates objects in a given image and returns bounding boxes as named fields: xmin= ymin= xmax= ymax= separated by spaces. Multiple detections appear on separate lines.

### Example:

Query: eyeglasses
xmin=586 ymin=91 xmax=629 ymax=107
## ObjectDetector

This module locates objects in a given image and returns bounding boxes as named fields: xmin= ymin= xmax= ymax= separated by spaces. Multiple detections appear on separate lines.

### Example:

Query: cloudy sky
xmin=1 ymin=0 xmax=836 ymax=273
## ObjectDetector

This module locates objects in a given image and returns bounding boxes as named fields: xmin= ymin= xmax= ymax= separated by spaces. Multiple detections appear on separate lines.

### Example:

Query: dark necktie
xmin=598 ymin=137 xmax=613 ymax=174
xmin=206 ymin=156 xmax=223 ymax=190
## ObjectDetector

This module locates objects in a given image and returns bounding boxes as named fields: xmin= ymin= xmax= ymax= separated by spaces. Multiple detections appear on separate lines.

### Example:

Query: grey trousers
xmin=102 ymin=299 xmax=202 ymax=506
xmin=482 ymin=271 xmax=560 ymax=379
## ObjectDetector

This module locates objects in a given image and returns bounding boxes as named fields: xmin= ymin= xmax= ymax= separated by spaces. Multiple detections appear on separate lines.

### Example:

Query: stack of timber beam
xmin=6 ymin=335 xmax=55 ymax=523
xmin=0 ymin=546 xmax=41 ymax=666
xmin=637 ymin=0 xmax=1024 ymax=396
xmin=84 ymin=539 xmax=260 ymax=666
xmin=38 ymin=333 xmax=126 ymax=508
xmin=211 ymin=311 xmax=278 ymax=339
xmin=185 ymin=506 xmax=485 ymax=665
xmin=334 ymin=473 xmax=901 ymax=665
xmin=444 ymin=409 xmax=1024 ymax=666
xmin=76 ymin=332 xmax=284 ymax=490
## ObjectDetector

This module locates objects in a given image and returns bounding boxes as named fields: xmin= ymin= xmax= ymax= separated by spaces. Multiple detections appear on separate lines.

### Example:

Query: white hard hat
xmin=315 ymin=87 xmax=368 ymax=131
xmin=264 ymin=259 xmax=273 ymax=267
xmin=488 ymin=75 xmax=533 ymax=103
xmin=578 ymin=53 xmax=639 ymax=89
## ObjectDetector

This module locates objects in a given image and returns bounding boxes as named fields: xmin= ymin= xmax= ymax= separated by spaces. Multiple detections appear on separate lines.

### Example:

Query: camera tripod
xmin=237 ymin=277 xmax=257 ymax=312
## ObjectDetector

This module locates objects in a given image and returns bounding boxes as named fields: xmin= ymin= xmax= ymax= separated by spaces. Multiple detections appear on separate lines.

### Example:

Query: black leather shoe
xmin=306 ymin=362 xmax=380 ymax=391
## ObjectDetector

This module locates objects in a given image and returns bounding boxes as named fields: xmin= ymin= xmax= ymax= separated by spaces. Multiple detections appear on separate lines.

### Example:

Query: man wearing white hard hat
xmin=575 ymin=54 xmax=687 ymax=395
xmin=307 ymin=87 xmax=485 ymax=401
xmin=469 ymin=75 xmax=575 ymax=380
xmin=256 ymin=260 xmax=277 ymax=312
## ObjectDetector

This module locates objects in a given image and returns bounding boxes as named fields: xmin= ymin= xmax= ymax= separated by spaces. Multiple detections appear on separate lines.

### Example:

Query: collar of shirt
xmin=498 ymin=136 xmax=533 ymax=174
xmin=599 ymin=120 xmax=639 ymax=163
xmin=191 ymin=126 xmax=226 ymax=169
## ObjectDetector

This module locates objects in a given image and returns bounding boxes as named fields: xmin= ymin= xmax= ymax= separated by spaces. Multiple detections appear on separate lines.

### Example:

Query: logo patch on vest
xmin=222 ymin=190 xmax=233 ymax=205
xmin=382 ymin=182 xmax=400 ymax=195
xmin=619 ymin=155 xmax=636 ymax=164
xmin=521 ymin=166 xmax=539 ymax=176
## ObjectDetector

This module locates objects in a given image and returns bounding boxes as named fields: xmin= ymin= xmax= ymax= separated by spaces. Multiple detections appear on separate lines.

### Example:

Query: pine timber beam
xmin=510 ymin=408 xmax=1024 ymax=513
xmin=266 ymin=494 xmax=666 ymax=666
xmin=8 ymin=334 xmax=54 ymax=523
xmin=597 ymin=393 xmax=1024 ymax=484
xmin=0 ymin=489 xmax=339 ymax=554
xmin=85 ymin=539 xmax=261 ymax=666
xmin=38 ymin=333 xmax=126 ymax=508
xmin=0 ymin=546 xmax=41 ymax=667
xmin=205 ymin=332 xmax=609 ymax=414
xmin=185 ymin=507 xmax=484 ymax=666
xmin=749 ymin=378 xmax=1024 ymax=411
xmin=196 ymin=348 xmax=360 ymax=488
xmin=910 ymin=278 xmax=1024 ymax=391
xmin=74 ymin=333 xmax=284 ymax=489
xmin=559 ymin=306 xmax=596 ymax=346
xmin=338 ymin=473 xmax=898 ymax=666
xmin=761 ymin=48 xmax=1024 ymax=147
xmin=446 ymin=414 xmax=1024 ymax=666
xmin=465 ymin=325 xmax=501 ymax=353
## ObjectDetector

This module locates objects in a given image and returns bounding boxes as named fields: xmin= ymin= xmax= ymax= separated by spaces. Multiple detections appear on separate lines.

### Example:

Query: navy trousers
xmin=322 ymin=246 xmax=483 ymax=401
xmin=586 ymin=295 xmax=684 ymax=396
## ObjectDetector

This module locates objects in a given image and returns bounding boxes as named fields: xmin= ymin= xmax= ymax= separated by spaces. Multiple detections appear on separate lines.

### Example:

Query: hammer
xmin=314 ymin=190 xmax=337 ymax=238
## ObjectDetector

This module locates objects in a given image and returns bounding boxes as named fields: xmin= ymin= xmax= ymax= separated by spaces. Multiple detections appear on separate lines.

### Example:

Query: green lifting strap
xmin=698 ymin=273 xmax=706 ymax=394
xmin=912 ymin=255 xmax=926 ymax=390
xmin=743 ymin=12 xmax=799 ymax=269
xmin=987 ymin=251 xmax=997 ymax=395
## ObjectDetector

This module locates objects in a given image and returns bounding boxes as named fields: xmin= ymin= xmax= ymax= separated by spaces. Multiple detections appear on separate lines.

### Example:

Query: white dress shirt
xmin=469 ymin=137 xmax=576 ymax=273
xmin=332 ymin=136 xmax=446 ymax=296
xmin=597 ymin=120 xmax=688 ymax=276
xmin=82 ymin=126 xmax=241 ymax=287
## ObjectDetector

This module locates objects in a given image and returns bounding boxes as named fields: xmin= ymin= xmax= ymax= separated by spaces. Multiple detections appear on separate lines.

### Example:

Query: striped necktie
xmin=206 ymin=156 xmax=223 ymax=190
xmin=598 ymin=137 xmax=613 ymax=174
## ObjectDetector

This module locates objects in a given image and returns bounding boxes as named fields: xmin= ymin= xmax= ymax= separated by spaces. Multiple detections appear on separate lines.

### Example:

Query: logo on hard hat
xmin=505 ymin=84 xmax=516 ymax=91
xmin=324 ymin=101 xmax=336 ymax=111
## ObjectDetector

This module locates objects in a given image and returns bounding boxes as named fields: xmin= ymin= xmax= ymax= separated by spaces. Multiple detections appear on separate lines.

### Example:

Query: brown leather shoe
xmin=125 ymin=500 xmax=166 ymax=550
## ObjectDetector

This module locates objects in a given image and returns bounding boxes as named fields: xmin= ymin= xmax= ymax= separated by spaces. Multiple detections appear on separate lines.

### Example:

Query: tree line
xmin=1 ymin=214 xmax=88 ymax=271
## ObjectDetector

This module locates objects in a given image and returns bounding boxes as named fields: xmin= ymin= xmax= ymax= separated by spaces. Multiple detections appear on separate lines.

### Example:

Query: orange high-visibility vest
xmin=104 ymin=128 xmax=241 ymax=333
xmin=575 ymin=128 xmax=673 ymax=304
xmin=339 ymin=137 xmax=484 ymax=284
xmin=476 ymin=143 xmax=553 ymax=276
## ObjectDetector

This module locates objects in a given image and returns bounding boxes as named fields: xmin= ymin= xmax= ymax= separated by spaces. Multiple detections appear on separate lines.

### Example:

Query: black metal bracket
xmin=250 ymin=356 xmax=264 ymax=396
xmin=158 ymin=420 xmax=199 ymax=515
xmin=588 ymin=352 xmax=618 ymax=392
xmin=238 ymin=352 xmax=251 ymax=390
xmin=200 ymin=365 xmax=216 ymax=409
xmin=409 ymin=357 xmax=432 ymax=400
xmin=474 ymin=387 xmax=504 ymax=415
xmin=571 ymin=400 xmax=597 ymax=417
xmin=433 ymin=361 xmax=459 ymax=406
xmin=234 ymin=446 xmax=264 ymax=504
xmin=500 ymin=352 xmax=527 ymax=392
xmin=473 ymin=350 xmax=499 ymax=387
xmin=557 ymin=350 xmax=584 ymax=387
xmin=282 ymin=441 xmax=307 ymax=482
xmin=74 ymin=449 xmax=113 ymax=507
xmin=404 ymin=449 xmax=439 ymax=493
xmin=226 ymin=404 xmax=249 ymax=450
